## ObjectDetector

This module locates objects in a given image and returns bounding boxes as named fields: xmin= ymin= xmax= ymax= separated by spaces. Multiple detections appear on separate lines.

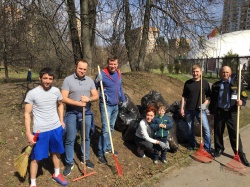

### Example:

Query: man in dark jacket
xmin=209 ymin=65 xmax=250 ymax=167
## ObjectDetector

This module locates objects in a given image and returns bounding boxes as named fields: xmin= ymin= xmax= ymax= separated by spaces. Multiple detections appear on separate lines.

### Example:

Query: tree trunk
xmin=137 ymin=0 xmax=151 ymax=71
xmin=66 ymin=0 xmax=83 ymax=62
xmin=124 ymin=0 xmax=137 ymax=71
xmin=1 ymin=1 xmax=9 ymax=82
xmin=80 ymin=0 xmax=96 ymax=69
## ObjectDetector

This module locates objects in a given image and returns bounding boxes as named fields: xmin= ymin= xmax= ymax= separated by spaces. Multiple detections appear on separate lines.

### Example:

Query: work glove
xmin=159 ymin=141 xmax=169 ymax=150
xmin=95 ymin=73 xmax=102 ymax=82
xmin=200 ymin=103 xmax=207 ymax=110
xmin=121 ymin=101 xmax=128 ymax=108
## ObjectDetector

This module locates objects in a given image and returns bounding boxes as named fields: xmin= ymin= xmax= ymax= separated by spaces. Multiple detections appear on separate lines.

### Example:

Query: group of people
xmin=24 ymin=60 xmax=249 ymax=187
xmin=180 ymin=64 xmax=249 ymax=166
xmin=24 ymin=57 xmax=127 ymax=187
xmin=135 ymin=102 xmax=173 ymax=164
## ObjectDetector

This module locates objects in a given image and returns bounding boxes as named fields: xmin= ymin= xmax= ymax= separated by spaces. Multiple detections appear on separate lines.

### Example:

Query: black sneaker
xmin=187 ymin=146 xmax=195 ymax=151
xmin=137 ymin=147 xmax=145 ymax=158
xmin=81 ymin=160 xmax=95 ymax=169
xmin=105 ymin=149 xmax=118 ymax=156
xmin=63 ymin=163 xmax=74 ymax=176
xmin=98 ymin=156 xmax=108 ymax=164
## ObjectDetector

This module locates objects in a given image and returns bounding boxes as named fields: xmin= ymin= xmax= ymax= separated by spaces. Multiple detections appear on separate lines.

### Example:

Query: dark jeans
xmin=135 ymin=136 xmax=153 ymax=154
xmin=214 ymin=108 xmax=244 ymax=155
xmin=153 ymin=137 xmax=167 ymax=160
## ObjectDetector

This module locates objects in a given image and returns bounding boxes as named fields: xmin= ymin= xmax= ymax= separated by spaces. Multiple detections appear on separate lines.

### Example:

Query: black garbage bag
xmin=168 ymin=101 xmax=182 ymax=119
xmin=115 ymin=94 xmax=141 ymax=132
xmin=122 ymin=119 xmax=140 ymax=143
xmin=194 ymin=118 xmax=201 ymax=137
xmin=166 ymin=112 xmax=178 ymax=153
xmin=175 ymin=118 xmax=189 ymax=144
xmin=141 ymin=90 xmax=170 ymax=115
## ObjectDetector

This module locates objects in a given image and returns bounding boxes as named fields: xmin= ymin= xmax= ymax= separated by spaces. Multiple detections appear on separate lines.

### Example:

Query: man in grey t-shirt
xmin=61 ymin=59 xmax=99 ymax=176
xmin=24 ymin=68 xmax=68 ymax=187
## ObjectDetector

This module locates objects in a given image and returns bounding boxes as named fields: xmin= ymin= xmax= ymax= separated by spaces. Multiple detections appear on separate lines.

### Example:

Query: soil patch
xmin=0 ymin=72 xmax=192 ymax=187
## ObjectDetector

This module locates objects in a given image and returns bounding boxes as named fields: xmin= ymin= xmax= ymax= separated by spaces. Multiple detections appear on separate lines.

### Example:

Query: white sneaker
xmin=153 ymin=160 xmax=158 ymax=164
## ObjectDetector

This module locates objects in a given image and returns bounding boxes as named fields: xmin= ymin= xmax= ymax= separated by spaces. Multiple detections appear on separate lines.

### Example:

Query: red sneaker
xmin=52 ymin=173 xmax=69 ymax=186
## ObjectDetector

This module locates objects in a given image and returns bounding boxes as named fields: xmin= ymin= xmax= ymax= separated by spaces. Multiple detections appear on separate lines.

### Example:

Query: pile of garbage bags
xmin=116 ymin=91 xmax=180 ymax=153
xmin=115 ymin=90 xmax=214 ymax=153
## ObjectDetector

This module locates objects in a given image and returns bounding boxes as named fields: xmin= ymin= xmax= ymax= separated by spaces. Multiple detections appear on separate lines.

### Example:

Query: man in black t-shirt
xmin=181 ymin=64 xmax=211 ymax=152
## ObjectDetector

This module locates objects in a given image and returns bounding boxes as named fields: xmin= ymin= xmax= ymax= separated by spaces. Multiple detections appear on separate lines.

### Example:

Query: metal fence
xmin=178 ymin=56 xmax=250 ymax=89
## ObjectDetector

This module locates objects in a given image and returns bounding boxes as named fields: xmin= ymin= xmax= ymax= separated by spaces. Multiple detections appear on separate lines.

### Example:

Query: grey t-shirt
xmin=25 ymin=86 xmax=62 ymax=133
xmin=61 ymin=73 xmax=96 ymax=112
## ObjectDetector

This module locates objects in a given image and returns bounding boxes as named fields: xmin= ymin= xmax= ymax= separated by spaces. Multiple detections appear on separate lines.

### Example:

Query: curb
xmin=142 ymin=123 xmax=250 ymax=187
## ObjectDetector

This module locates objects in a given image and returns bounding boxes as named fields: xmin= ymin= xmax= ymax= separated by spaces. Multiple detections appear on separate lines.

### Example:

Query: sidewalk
xmin=154 ymin=122 xmax=250 ymax=187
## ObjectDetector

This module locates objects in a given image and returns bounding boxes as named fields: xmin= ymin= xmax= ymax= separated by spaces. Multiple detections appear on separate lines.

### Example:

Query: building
xmin=194 ymin=30 xmax=250 ymax=72
xmin=222 ymin=0 xmax=250 ymax=33
xmin=196 ymin=30 xmax=250 ymax=58
xmin=168 ymin=37 xmax=190 ymax=60
xmin=147 ymin=27 xmax=159 ymax=53
xmin=130 ymin=26 xmax=159 ymax=54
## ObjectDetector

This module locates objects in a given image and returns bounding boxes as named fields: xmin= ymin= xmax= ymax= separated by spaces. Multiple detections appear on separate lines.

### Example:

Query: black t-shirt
xmin=182 ymin=79 xmax=211 ymax=110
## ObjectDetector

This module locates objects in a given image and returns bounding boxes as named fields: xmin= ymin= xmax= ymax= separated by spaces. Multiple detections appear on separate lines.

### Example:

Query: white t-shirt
xmin=135 ymin=119 xmax=157 ymax=144
xmin=25 ymin=86 xmax=62 ymax=133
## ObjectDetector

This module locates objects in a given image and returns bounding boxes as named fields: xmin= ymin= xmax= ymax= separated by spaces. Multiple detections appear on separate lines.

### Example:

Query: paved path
xmin=154 ymin=76 xmax=250 ymax=187
xmin=154 ymin=122 xmax=250 ymax=187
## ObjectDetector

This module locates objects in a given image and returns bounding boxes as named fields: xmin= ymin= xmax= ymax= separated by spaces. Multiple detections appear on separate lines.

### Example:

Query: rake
xmin=192 ymin=71 xmax=214 ymax=163
xmin=97 ymin=65 xmax=123 ymax=177
xmin=226 ymin=64 xmax=247 ymax=173
xmin=73 ymin=107 xmax=96 ymax=181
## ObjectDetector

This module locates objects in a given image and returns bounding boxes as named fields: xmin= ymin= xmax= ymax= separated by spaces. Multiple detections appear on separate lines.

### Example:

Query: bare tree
xmin=66 ymin=0 xmax=83 ymax=62
xmin=80 ymin=0 xmax=97 ymax=68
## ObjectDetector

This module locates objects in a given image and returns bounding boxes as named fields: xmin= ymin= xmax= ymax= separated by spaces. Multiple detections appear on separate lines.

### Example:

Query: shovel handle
xmin=33 ymin=131 xmax=40 ymax=142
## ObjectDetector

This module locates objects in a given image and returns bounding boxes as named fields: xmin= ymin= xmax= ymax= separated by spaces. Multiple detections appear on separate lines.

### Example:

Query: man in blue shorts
xmin=24 ymin=68 xmax=68 ymax=187
xmin=61 ymin=59 xmax=99 ymax=176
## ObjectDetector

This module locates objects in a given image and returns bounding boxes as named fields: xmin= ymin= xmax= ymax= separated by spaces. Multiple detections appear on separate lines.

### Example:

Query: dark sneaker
xmin=98 ymin=156 xmax=108 ymax=164
xmin=137 ymin=147 xmax=145 ymax=158
xmin=52 ymin=173 xmax=69 ymax=186
xmin=188 ymin=146 xmax=195 ymax=151
xmin=63 ymin=164 xmax=74 ymax=176
xmin=81 ymin=160 xmax=95 ymax=169
xmin=105 ymin=149 xmax=118 ymax=156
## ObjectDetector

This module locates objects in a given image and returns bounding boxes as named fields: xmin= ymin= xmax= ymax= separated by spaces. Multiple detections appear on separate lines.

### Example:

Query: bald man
xmin=209 ymin=66 xmax=249 ymax=166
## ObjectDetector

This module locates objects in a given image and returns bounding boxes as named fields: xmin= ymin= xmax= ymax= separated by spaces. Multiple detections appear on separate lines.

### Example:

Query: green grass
xmin=151 ymin=69 xmax=190 ymax=83
xmin=0 ymin=69 xmax=39 ymax=83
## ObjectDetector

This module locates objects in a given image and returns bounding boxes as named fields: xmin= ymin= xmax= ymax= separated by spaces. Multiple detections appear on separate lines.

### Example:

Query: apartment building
xmin=222 ymin=0 xmax=250 ymax=33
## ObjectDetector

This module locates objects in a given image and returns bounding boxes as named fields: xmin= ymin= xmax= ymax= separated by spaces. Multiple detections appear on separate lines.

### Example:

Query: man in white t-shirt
xmin=24 ymin=68 xmax=68 ymax=187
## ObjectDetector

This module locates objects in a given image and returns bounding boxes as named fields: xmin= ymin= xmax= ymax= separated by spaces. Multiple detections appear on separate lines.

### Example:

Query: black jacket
xmin=209 ymin=78 xmax=248 ymax=114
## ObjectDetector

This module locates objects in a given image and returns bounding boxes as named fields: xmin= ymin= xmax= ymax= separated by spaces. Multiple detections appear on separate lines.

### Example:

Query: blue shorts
xmin=31 ymin=126 xmax=64 ymax=161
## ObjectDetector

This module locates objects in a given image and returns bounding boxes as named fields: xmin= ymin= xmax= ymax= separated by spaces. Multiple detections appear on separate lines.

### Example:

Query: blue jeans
xmin=185 ymin=109 xmax=211 ymax=151
xmin=98 ymin=103 xmax=118 ymax=157
xmin=64 ymin=111 xmax=92 ymax=164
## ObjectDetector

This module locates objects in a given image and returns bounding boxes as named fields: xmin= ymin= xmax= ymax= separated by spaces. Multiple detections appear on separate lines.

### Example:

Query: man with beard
xmin=24 ymin=68 xmax=68 ymax=187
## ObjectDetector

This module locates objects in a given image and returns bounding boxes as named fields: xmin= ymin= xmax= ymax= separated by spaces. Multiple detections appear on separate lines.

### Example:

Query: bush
xmin=167 ymin=62 xmax=174 ymax=74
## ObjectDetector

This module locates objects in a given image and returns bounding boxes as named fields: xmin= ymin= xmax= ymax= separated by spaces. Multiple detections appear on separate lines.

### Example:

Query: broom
xmin=192 ymin=71 xmax=214 ymax=163
xmin=226 ymin=64 xmax=247 ymax=173
xmin=98 ymin=65 xmax=123 ymax=177
xmin=14 ymin=131 xmax=39 ymax=178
